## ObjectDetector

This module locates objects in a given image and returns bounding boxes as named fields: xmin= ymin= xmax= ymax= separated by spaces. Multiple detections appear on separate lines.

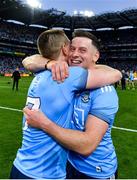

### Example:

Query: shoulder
xmin=35 ymin=70 xmax=51 ymax=77
xmin=68 ymin=67 xmax=88 ymax=80
xmin=99 ymin=85 xmax=116 ymax=94
xmin=92 ymin=85 xmax=117 ymax=95
xmin=69 ymin=67 xmax=87 ymax=74
xmin=90 ymin=85 xmax=118 ymax=104
xmin=89 ymin=86 xmax=119 ymax=123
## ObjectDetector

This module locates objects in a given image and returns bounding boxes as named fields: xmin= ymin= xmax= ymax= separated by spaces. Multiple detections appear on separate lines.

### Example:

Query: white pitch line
xmin=112 ymin=126 xmax=137 ymax=133
xmin=0 ymin=106 xmax=22 ymax=112
xmin=0 ymin=105 xmax=137 ymax=133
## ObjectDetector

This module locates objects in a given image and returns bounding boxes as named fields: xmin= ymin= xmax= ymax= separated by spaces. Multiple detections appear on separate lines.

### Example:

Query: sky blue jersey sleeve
xmin=89 ymin=85 xmax=119 ymax=125
xmin=59 ymin=67 xmax=88 ymax=103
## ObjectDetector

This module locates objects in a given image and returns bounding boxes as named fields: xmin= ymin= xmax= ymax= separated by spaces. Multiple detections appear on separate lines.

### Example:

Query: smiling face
xmin=68 ymin=37 xmax=100 ymax=69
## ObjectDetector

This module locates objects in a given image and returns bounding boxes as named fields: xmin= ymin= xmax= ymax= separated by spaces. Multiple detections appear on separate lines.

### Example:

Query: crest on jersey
xmin=81 ymin=92 xmax=90 ymax=103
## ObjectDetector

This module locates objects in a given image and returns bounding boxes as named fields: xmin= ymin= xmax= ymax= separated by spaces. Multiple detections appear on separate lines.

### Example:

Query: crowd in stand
xmin=0 ymin=46 xmax=37 ymax=55
xmin=1 ymin=21 xmax=137 ymax=46
xmin=0 ymin=21 xmax=137 ymax=75
xmin=94 ymin=28 xmax=137 ymax=45
xmin=0 ymin=55 xmax=26 ymax=75
xmin=0 ymin=21 xmax=43 ymax=44
xmin=103 ymin=61 xmax=137 ymax=72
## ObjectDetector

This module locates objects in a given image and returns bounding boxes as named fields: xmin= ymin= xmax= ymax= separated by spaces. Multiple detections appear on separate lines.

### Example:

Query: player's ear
xmin=93 ymin=50 xmax=100 ymax=63
xmin=62 ymin=43 xmax=68 ymax=56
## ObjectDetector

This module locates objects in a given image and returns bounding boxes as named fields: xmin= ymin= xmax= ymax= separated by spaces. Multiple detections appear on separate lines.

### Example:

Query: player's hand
xmin=47 ymin=61 xmax=69 ymax=83
xmin=23 ymin=107 xmax=51 ymax=130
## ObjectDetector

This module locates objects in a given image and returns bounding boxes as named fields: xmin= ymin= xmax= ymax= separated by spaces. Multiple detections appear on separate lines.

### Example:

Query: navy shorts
xmin=9 ymin=165 xmax=32 ymax=179
xmin=66 ymin=161 xmax=118 ymax=179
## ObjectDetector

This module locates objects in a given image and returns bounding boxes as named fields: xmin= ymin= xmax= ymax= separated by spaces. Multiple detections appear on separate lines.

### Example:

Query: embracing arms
xmin=23 ymin=107 xmax=108 ymax=156
xmin=23 ymin=54 xmax=122 ymax=89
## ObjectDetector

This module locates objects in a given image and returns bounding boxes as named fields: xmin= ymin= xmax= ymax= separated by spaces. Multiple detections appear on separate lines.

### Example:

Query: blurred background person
xmin=128 ymin=70 xmax=135 ymax=90
xmin=12 ymin=67 xmax=21 ymax=91
xmin=121 ymin=70 xmax=127 ymax=90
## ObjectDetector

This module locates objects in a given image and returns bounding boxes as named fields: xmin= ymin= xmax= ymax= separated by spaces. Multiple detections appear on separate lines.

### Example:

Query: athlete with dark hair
xmin=22 ymin=30 xmax=121 ymax=179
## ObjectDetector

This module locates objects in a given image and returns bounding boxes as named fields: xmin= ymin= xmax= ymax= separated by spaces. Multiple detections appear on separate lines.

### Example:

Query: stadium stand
xmin=0 ymin=0 xmax=137 ymax=76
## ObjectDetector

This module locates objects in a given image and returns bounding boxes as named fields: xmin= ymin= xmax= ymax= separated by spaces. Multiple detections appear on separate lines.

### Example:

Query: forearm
xmin=86 ymin=65 xmax=122 ymax=88
xmin=24 ymin=107 xmax=93 ymax=155
xmin=42 ymin=119 xmax=94 ymax=156
xmin=22 ymin=54 xmax=49 ymax=73
xmin=95 ymin=64 xmax=120 ymax=73
xmin=96 ymin=65 xmax=122 ymax=83
xmin=24 ymin=108 xmax=106 ymax=156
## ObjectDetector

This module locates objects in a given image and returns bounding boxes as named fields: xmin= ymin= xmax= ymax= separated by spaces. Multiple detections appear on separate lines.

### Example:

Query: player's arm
xmin=22 ymin=54 xmax=122 ymax=86
xmin=45 ymin=61 xmax=122 ymax=86
xmin=23 ymin=107 xmax=108 ymax=156
xmin=86 ymin=65 xmax=122 ymax=88
xmin=47 ymin=62 xmax=122 ymax=86
xmin=22 ymin=54 xmax=122 ymax=88
xmin=22 ymin=54 xmax=50 ymax=73
xmin=22 ymin=54 xmax=69 ymax=81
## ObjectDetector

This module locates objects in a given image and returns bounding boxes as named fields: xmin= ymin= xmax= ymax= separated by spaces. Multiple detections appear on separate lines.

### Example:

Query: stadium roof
xmin=1 ymin=0 xmax=137 ymax=30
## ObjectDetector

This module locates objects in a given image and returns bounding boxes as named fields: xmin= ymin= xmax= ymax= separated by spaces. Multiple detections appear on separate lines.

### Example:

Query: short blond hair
xmin=37 ymin=29 xmax=69 ymax=59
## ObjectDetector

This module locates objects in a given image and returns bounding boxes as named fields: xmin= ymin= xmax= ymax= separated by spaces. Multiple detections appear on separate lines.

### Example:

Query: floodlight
xmin=80 ymin=11 xmax=84 ymax=15
xmin=26 ymin=0 xmax=41 ymax=8
xmin=73 ymin=10 xmax=95 ymax=17
xmin=73 ymin=10 xmax=78 ymax=15
xmin=84 ymin=10 xmax=94 ymax=17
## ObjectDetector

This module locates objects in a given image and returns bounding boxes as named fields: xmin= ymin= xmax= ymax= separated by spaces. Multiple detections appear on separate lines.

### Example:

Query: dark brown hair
xmin=72 ymin=30 xmax=100 ymax=51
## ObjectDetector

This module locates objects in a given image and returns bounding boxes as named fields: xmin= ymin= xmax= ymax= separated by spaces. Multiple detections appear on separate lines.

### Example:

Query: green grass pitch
xmin=0 ymin=76 xmax=137 ymax=178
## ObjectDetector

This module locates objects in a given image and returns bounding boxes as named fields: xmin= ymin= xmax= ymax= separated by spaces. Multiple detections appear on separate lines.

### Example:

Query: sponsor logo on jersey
xmin=96 ymin=166 xmax=102 ymax=172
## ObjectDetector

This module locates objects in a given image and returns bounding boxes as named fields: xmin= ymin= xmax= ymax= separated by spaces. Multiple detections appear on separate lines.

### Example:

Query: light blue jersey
xmin=129 ymin=71 xmax=134 ymax=81
xmin=14 ymin=67 xmax=88 ymax=179
xmin=68 ymin=85 xmax=118 ymax=179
